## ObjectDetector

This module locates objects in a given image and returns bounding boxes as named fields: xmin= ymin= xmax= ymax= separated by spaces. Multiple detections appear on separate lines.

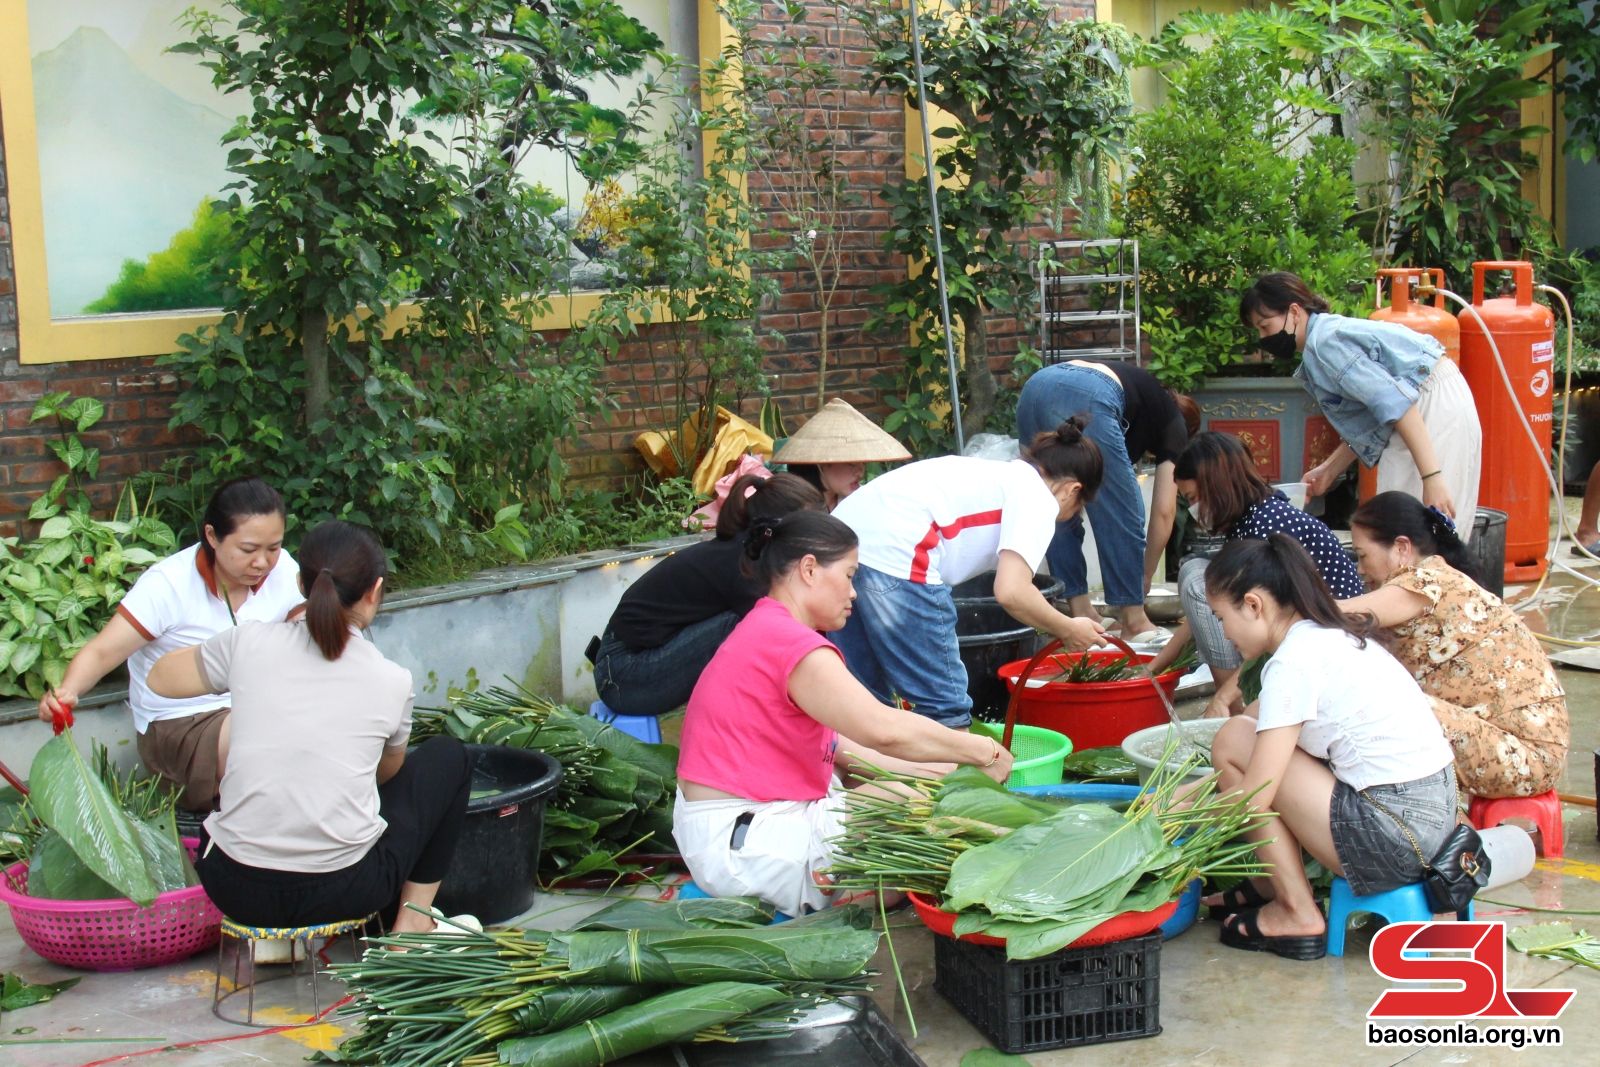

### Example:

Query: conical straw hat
xmin=773 ymin=398 xmax=912 ymax=464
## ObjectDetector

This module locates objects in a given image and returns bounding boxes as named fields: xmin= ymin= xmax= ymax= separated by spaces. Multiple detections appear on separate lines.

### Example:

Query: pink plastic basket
xmin=0 ymin=838 xmax=222 ymax=971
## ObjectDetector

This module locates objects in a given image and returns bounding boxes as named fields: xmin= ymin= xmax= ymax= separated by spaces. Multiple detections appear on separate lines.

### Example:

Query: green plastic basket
xmin=973 ymin=720 xmax=1072 ymax=788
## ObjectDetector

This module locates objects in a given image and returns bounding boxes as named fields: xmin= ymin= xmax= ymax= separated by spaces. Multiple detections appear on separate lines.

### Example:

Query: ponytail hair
xmin=201 ymin=476 xmax=285 ymax=565
xmin=297 ymin=520 xmax=388 ymax=661
xmin=1206 ymin=533 xmax=1374 ymax=647
xmin=715 ymin=472 xmax=824 ymax=539
xmin=1350 ymin=491 xmax=1478 ymax=582
xmin=1023 ymin=416 xmax=1104 ymax=501
xmin=1239 ymin=271 xmax=1331 ymax=326
xmin=743 ymin=511 xmax=858 ymax=588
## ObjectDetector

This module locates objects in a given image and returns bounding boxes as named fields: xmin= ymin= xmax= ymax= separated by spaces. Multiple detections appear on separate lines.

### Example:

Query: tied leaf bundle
xmin=829 ymin=736 xmax=1270 ymax=959
xmin=321 ymin=902 xmax=879 ymax=1067
xmin=413 ymin=680 xmax=677 ymax=884
xmin=1060 ymin=747 xmax=1140 ymax=783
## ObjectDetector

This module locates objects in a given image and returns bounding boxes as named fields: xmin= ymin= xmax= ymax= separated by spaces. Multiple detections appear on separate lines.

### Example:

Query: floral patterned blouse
xmin=1383 ymin=556 xmax=1567 ymax=748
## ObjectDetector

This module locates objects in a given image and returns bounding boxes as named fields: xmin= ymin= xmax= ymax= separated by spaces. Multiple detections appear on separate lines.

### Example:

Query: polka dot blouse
xmin=1227 ymin=490 xmax=1365 ymax=599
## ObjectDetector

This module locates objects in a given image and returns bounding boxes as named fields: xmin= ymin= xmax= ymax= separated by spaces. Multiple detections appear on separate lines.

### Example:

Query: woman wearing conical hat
xmin=773 ymin=399 xmax=911 ymax=510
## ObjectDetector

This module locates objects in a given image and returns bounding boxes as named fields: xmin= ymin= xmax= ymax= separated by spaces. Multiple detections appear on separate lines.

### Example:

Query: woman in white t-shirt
xmin=39 ymin=477 xmax=302 ymax=811
xmin=148 ymin=520 xmax=470 ymax=933
xmin=1195 ymin=533 xmax=1456 ymax=961
xmin=830 ymin=419 xmax=1108 ymax=727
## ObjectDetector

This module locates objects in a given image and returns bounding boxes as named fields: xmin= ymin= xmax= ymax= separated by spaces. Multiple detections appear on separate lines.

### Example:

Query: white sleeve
xmin=995 ymin=472 xmax=1058 ymax=572
xmin=115 ymin=566 xmax=177 ymax=642
xmin=1255 ymin=642 xmax=1320 ymax=732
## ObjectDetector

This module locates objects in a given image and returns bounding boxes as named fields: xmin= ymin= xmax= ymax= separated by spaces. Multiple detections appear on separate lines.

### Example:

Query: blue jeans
xmin=831 ymin=566 xmax=972 ymax=728
xmin=593 ymin=611 xmax=740 ymax=717
xmin=1016 ymin=363 xmax=1146 ymax=607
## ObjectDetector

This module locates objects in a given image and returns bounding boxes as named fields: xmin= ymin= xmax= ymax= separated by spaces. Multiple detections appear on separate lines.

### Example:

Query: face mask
xmin=1187 ymin=501 xmax=1206 ymax=529
xmin=1257 ymin=311 xmax=1298 ymax=361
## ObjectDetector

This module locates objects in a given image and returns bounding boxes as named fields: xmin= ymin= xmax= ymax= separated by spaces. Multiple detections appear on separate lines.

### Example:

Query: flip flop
xmin=1571 ymin=540 xmax=1600 ymax=558
xmin=1219 ymin=907 xmax=1327 ymax=961
xmin=1123 ymin=625 xmax=1174 ymax=650
xmin=1204 ymin=879 xmax=1271 ymax=921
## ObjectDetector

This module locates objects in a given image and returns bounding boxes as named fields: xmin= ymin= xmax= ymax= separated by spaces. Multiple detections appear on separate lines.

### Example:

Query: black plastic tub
xmin=434 ymin=744 xmax=562 ymax=924
xmin=951 ymin=572 xmax=1065 ymax=634
xmin=1469 ymin=506 xmax=1508 ymax=600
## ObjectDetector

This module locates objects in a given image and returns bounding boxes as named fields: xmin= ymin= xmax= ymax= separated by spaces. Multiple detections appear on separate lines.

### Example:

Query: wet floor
xmin=5 ymin=503 xmax=1600 ymax=1066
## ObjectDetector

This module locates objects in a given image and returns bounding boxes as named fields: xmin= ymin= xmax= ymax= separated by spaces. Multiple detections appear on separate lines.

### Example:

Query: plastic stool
xmin=678 ymin=879 xmax=791 ymax=923
xmin=213 ymin=914 xmax=377 ymax=1025
xmin=588 ymin=699 xmax=661 ymax=743
xmin=1469 ymin=791 xmax=1564 ymax=859
xmin=1326 ymin=879 xmax=1473 ymax=957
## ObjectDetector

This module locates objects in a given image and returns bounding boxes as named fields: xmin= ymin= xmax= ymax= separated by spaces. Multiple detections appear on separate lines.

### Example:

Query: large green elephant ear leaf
xmin=26 ymin=733 xmax=158 ymax=905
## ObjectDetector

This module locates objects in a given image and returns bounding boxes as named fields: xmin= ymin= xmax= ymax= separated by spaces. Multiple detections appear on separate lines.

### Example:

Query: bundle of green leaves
xmin=413 ymin=682 xmax=676 ymax=884
xmin=1509 ymin=922 xmax=1600 ymax=972
xmin=829 ymin=744 xmax=1269 ymax=959
xmin=5 ymin=736 xmax=195 ymax=907
xmin=321 ymin=900 xmax=879 ymax=1067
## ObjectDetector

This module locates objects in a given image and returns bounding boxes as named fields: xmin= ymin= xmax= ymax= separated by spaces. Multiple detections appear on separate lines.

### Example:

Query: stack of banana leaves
xmin=319 ymin=899 xmax=880 ymax=1067
xmin=412 ymin=681 xmax=677 ymax=884
xmin=827 ymin=739 xmax=1271 ymax=959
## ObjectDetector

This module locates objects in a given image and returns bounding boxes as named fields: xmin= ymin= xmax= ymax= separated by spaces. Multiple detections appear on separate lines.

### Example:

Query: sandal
xmin=1219 ymin=907 xmax=1327 ymax=961
xmin=1204 ymin=880 xmax=1270 ymax=921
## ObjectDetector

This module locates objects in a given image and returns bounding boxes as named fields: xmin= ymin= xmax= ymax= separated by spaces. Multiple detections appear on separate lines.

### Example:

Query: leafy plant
xmin=852 ymin=0 xmax=1134 ymax=447
xmin=1 ymin=395 xmax=177 ymax=699
xmin=1121 ymin=34 xmax=1372 ymax=389
xmin=160 ymin=0 xmax=661 ymax=557
xmin=578 ymin=37 xmax=781 ymax=478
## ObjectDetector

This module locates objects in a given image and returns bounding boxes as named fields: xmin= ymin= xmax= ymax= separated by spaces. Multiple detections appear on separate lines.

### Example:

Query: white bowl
xmin=1121 ymin=719 xmax=1228 ymax=785
xmin=1273 ymin=481 xmax=1308 ymax=511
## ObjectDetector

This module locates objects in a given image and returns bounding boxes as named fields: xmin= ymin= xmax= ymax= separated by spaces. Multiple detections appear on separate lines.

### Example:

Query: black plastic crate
xmin=933 ymin=932 xmax=1161 ymax=1054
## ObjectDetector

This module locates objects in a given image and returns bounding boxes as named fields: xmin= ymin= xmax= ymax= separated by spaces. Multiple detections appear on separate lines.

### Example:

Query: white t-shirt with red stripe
xmin=832 ymin=457 xmax=1060 ymax=585
xmin=116 ymin=543 xmax=303 ymax=733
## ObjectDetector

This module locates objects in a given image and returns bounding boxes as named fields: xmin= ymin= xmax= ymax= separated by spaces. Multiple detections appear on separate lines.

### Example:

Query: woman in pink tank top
xmin=673 ymin=511 xmax=1016 ymax=917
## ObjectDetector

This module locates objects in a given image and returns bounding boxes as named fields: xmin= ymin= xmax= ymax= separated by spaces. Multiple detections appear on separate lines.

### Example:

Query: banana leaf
xmin=1060 ymin=747 xmax=1140 ymax=782
xmin=954 ymin=871 xmax=1171 ymax=960
xmin=551 ymin=924 xmax=881 ymax=984
xmin=934 ymin=764 xmax=1010 ymax=799
xmin=942 ymin=802 xmax=1164 ymax=918
xmin=132 ymin=810 xmax=194 ymax=893
xmin=583 ymin=752 xmax=641 ymax=803
xmin=495 ymin=982 xmax=787 ymax=1067
xmin=28 ymin=830 xmax=118 ymax=900
xmin=26 ymin=733 xmax=159 ymax=905
xmin=563 ymin=709 xmax=678 ymax=784
xmin=567 ymin=794 xmax=639 ymax=831
xmin=508 ymin=984 xmax=656 ymax=1036
xmin=573 ymin=896 xmax=776 ymax=931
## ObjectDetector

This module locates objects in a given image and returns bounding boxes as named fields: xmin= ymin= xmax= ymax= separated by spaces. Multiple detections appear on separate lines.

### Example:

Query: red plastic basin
xmin=908 ymin=890 xmax=1178 ymax=948
xmin=997 ymin=649 xmax=1183 ymax=750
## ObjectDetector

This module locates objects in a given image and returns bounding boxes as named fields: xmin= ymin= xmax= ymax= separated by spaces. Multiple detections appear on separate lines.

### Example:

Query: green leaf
xmin=0 ymin=971 xmax=81 ymax=1012
xmin=26 ymin=734 xmax=160 ymax=905
xmin=36 ymin=516 xmax=73 ymax=541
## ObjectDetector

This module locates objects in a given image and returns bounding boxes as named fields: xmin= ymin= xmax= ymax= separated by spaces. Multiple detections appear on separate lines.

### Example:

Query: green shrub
xmin=1120 ymin=41 xmax=1372 ymax=390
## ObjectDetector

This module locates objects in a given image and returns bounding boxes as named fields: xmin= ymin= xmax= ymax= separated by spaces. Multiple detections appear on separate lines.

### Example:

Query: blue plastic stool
xmin=588 ymin=699 xmax=661 ymax=744
xmin=678 ymin=879 xmax=791 ymax=923
xmin=1326 ymin=878 xmax=1474 ymax=957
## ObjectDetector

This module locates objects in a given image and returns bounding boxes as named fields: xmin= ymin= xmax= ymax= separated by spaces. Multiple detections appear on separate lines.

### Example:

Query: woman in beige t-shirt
xmin=1342 ymin=493 xmax=1568 ymax=799
xmin=149 ymin=521 xmax=470 ymax=934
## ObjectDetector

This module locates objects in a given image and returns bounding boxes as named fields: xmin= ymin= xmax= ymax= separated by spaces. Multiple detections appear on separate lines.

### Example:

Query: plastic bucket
xmin=434 ymin=744 xmax=562 ymax=924
xmin=1121 ymin=719 xmax=1227 ymax=786
xmin=998 ymin=649 xmax=1184 ymax=750
xmin=1469 ymin=506 xmax=1508 ymax=599
xmin=960 ymin=626 xmax=1045 ymax=722
xmin=972 ymin=721 xmax=1072 ymax=788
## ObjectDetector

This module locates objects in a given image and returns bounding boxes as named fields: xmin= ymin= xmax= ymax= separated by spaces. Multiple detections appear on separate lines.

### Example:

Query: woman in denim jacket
xmin=1240 ymin=273 xmax=1481 ymax=537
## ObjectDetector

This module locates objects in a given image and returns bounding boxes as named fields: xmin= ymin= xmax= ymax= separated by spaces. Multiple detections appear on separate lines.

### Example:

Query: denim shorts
xmin=1329 ymin=765 xmax=1457 ymax=896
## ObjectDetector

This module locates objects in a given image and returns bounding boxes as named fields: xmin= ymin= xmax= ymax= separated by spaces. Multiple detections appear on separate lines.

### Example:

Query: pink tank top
xmin=677 ymin=597 xmax=840 ymax=802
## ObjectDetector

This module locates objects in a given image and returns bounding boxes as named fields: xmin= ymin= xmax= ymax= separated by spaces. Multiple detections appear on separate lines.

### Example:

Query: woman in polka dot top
xmin=1147 ymin=432 xmax=1363 ymax=717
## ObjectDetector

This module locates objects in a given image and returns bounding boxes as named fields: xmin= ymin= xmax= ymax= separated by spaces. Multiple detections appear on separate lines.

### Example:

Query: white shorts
xmin=671 ymin=784 xmax=848 ymax=917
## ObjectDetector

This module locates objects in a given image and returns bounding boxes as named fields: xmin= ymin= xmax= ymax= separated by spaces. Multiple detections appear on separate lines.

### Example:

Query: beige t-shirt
xmin=197 ymin=620 xmax=414 ymax=873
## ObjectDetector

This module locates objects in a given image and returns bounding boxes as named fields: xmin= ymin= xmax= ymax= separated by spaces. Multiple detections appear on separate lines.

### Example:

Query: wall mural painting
xmin=22 ymin=0 xmax=685 ymax=324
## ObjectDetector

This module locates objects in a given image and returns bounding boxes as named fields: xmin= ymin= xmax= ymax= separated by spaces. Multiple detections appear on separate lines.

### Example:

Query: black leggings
xmin=196 ymin=736 xmax=471 ymax=928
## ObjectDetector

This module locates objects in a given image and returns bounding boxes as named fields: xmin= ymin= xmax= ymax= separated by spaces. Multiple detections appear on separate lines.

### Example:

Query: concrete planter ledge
xmin=0 ymin=534 xmax=701 ymax=775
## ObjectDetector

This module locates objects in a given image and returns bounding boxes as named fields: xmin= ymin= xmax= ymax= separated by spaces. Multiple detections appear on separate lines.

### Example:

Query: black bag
xmin=1360 ymin=789 xmax=1491 ymax=913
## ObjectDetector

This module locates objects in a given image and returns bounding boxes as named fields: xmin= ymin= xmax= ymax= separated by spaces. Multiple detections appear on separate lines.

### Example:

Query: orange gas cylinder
xmin=1457 ymin=261 xmax=1555 ymax=583
xmin=1360 ymin=269 xmax=1463 ymax=501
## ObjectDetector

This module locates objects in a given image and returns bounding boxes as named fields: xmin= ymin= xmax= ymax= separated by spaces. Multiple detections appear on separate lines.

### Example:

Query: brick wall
xmin=0 ymin=0 xmax=1097 ymax=529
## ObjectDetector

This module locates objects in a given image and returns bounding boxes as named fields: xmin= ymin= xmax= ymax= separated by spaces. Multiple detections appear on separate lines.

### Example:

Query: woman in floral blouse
xmin=1341 ymin=492 xmax=1568 ymax=799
